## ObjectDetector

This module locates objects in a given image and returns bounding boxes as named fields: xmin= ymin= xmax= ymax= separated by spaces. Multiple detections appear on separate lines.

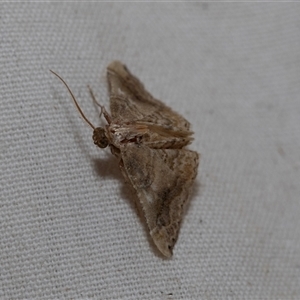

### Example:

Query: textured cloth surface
xmin=1 ymin=3 xmax=300 ymax=299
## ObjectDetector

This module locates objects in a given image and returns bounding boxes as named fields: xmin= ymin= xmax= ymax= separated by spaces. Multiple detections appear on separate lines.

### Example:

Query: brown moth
xmin=51 ymin=61 xmax=199 ymax=257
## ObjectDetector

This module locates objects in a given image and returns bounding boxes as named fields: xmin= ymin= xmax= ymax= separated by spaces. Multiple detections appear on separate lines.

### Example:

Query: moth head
xmin=151 ymin=228 xmax=175 ymax=258
xmin=93 ymin=127 xmax=109 ymax=148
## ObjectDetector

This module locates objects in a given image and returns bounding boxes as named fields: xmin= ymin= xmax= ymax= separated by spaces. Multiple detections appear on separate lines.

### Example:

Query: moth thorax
xmin=93 ymin=127 xmax=109 ymax=148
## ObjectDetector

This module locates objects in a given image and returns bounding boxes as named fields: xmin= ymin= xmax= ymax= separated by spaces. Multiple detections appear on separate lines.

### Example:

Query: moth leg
xmin=88 ymin=85 xmax=112 ymax=124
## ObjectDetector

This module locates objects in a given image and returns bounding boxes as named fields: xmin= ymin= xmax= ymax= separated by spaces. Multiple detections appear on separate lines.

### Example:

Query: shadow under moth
xmin=51 ymin=61 xmax=199 ymax=257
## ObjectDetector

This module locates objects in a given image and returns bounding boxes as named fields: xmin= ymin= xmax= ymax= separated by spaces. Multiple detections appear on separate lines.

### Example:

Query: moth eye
xmin=93 ymin=127 xmax=109 ymax=149
xmin=96 ymin=139 xmax=109 ymax=148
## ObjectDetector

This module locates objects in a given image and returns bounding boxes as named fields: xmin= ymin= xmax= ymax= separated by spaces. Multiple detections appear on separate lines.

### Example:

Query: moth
xmin=51 ymin=61 xmax=199 ymax=257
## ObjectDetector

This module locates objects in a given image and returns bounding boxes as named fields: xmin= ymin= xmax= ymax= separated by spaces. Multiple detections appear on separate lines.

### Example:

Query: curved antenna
xmin=88 ymin=85 xmax=103 ymax=108
xmin=50 ymin=70 xmax=95 ymax=130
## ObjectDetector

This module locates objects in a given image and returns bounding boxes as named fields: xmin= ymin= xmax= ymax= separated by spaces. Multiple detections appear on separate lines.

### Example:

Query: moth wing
xmin=120 ymin=143 xmax=199 ymax=257
xmin=107 ymin=61 xmax=191 ymax=132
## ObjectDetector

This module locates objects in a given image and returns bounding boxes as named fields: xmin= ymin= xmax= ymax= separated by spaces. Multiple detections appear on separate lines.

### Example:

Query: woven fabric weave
xmin=1 ymin=3 xmax=299 ymax=299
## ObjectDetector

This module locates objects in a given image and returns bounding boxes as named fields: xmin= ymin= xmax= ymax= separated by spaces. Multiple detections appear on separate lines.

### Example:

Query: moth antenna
xmin=88 ymin=85 xmax=112 ymax=124
xmin=88 ymin=85 xmax=103 ymax=119
xmin=88 ymin=85 xmax=103 ymax=108
xmin=50 ymin=70 xmax=95 ymax=130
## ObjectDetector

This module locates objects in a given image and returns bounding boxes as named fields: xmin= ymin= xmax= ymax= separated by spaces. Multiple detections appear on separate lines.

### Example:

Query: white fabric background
xmin=1 ymin=3 xmax=300 ymax=299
